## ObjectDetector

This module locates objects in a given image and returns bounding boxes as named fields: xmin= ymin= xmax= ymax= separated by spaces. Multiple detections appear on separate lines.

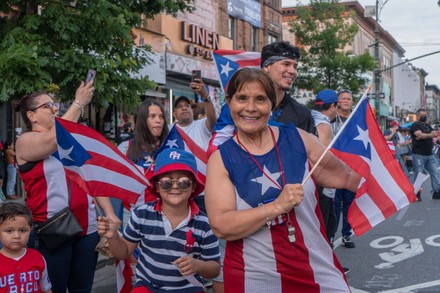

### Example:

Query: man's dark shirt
xmin=410 ymin=122 xmax=434 ymax=156
xmin=272 ymin=92 xmax=316 ymax=134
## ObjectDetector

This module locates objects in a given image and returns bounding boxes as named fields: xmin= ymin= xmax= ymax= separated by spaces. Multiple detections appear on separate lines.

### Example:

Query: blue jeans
xmin=413 ymin=153 xmax=440 ymax=193
xmin=28 ymin=229 xmax=100 ymax=293
xmin=6 ymin=163 xmax=16 ymax=196
xmin=334 ymin=189 xmax=355 ymax=238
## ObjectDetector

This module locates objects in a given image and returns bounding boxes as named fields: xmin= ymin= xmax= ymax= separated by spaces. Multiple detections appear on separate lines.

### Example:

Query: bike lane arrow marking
xmin=375 ymin=238 xmax=423 ymax=269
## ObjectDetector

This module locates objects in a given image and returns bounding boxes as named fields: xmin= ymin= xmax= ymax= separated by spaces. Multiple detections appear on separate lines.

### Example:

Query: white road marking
xmin=377 ymin=280 xmax=440 ymax=292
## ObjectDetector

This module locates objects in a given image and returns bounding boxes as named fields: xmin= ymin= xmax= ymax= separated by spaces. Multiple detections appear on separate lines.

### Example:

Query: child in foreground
xmin=0 ymin=202 xmax=52 ymax=293
xmin=98 ymin=148 xmax=220 ymax=293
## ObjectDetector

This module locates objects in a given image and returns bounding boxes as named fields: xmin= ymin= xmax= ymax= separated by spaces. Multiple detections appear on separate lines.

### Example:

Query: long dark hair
xmin=127 ymin=100 xmax=169 ymax=162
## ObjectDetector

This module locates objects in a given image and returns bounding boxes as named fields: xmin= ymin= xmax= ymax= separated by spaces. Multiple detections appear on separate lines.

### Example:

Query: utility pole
xmin=373 ymin=0 xmax=381 ymax=123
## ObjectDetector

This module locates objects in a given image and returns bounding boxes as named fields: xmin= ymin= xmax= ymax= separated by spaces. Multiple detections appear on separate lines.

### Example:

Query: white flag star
xmin=58 ymin=145 xmax=75 ymax=161
xmin=220 ymin=61 xmax=233 ymax=77
xmin=251 ymin=165 xmax=282 ymax=196
xmin=353 ymin=125 xmax=370 ymax=149
xmin=166 ymin=139 xmax=179 ymax=148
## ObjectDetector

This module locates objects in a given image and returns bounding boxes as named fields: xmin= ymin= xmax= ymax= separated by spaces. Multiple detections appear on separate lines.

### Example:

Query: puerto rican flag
xmin=54 ymin=118 xmax=149 ymax=204
xmin=155 ymin=125 xmax=208 ymax=183
xmin=213 ymin=49 xmax=261 ymax=91
xmin=386 ymin=140 xmax=396 ymax=155
xmin=116 ymin=259 xmax=133 ymax=293
xmin=331 ymin=97 xmax=416 ymax=236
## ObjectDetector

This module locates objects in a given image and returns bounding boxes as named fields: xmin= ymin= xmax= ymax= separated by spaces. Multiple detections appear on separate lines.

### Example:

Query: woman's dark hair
xmin=226 ymin=68 xmax=276 ymax=110
xmin=127 ymin=100 xmax=169 ymax=162
xmin=0 ymin=202 xmax=33 ymax=226
xmin=15 ymin=91 xmax=48 ymax=130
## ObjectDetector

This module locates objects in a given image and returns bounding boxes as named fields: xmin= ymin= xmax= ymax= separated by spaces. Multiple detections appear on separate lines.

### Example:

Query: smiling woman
xmin=205 ymin=67 xmax=361 ymax=293
xmin=14 ymin=82 xmax=120 ymax=293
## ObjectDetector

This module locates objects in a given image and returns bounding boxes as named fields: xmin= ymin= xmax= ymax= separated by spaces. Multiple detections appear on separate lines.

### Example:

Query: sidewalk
xmin=92 ymin=255 xmax=117 ymax=293
xmin=92 ymin=256 xmax=214 ymax=293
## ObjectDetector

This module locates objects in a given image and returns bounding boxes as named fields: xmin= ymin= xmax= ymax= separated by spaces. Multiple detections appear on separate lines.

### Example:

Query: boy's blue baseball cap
xmin=149 ymin=148 xmax=204 ymax=198
xmin=315 ymin=89 xmax=339 ymax=105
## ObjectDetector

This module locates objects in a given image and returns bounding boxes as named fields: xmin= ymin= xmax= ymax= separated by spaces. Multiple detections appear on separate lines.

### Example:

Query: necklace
xmin=236 ymin=128 xmax=296 ymax=243
xmin=235 ymin=127 xmax=286 ymax=189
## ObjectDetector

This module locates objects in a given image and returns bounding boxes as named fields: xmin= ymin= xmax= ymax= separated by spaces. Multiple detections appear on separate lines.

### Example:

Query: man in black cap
xmin=261 ymin=41 xmax=315 ymax=133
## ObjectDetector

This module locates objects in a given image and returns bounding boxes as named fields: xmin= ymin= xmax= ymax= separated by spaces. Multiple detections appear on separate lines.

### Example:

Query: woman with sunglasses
xmin=14 ymin=82 xmax=121 ymax=293
xmin=98 ymin=147 xmax=220 ymax=293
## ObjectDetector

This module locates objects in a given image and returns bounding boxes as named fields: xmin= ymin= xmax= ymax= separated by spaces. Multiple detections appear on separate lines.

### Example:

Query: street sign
xmin=365 ymin=5 xmax=376 ymax=18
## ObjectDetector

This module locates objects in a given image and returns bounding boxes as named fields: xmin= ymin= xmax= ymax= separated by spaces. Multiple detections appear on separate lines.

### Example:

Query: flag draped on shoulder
xmin=330 ymin=98 xmax=416 ymax=236
xmin=207 ymin=104 xmax=236 ymax=156
xmin=54 ymin=117 xmax=149 ymax=204
xmin=155 ymin=125 xmax=208 ymax=183
xmin=213 ymin=49 xmax=261 ymax=91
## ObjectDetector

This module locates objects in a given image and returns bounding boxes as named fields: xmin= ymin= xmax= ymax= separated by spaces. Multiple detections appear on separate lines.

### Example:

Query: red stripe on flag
xmin=176 ymin=127 xmax=208 ymax=164
xmin=116 ymin=259 xmax=132 ymax=293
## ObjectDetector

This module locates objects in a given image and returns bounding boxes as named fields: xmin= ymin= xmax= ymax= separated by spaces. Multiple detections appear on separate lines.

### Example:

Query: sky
xmin=282 ymin=0 xmax=440 ymax=86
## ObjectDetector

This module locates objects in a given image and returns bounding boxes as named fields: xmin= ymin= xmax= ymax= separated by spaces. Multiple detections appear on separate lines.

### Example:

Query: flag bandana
xmin=331 ymin=98 xmax=416 ymax=235
xmin=213 ymin=49 xmax=261 ymax=90
xmin=54 ymin=118 xmax=149 ymax=204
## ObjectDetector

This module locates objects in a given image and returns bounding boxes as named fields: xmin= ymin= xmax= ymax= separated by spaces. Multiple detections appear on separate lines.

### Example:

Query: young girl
xmin=98 ymin=148 xmax=220 ymax=293
xmin=0 ymin=202 xmax=52 ymax=293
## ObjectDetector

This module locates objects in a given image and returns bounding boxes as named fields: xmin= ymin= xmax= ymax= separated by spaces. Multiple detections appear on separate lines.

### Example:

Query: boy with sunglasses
xmin=98 ymin=148 xmax=220 ymax=293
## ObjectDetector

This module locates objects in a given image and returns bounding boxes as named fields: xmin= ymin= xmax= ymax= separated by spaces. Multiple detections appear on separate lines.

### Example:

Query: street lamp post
xmin=374 ymin=0 xmax=380 ymax=121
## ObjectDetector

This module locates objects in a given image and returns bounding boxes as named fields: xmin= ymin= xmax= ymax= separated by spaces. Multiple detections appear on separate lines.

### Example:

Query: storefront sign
xmin=181 ymin=21 xmax=219 ymax=50
xmin=227 ymin=0 xmax=261 ymax=28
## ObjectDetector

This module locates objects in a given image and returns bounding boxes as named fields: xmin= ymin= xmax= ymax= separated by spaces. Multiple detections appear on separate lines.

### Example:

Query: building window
xmin=267 ymin=32 xmax=278 ymax=44
xmin=228 ymin=17 xmax=236 ymax=49
xmin=251 ymin=26 xmax=258 ymax=52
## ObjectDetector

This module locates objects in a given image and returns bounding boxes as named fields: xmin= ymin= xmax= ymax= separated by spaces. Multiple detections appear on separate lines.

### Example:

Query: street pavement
xmin=92 ymin=263 xmax=117 ymax=293
xmin=92 ymin=257 xmax=214 ymax=293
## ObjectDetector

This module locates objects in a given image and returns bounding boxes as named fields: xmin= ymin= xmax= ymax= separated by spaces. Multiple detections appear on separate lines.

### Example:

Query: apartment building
xmin=282 ymin=1 xmax=423 ymax=126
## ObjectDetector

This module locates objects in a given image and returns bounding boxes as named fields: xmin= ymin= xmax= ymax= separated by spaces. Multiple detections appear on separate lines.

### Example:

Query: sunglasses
xmin=30 ymin=102 xmax=59 ymax=111
xmin=157 ymin=177 xmax=193 ymax=191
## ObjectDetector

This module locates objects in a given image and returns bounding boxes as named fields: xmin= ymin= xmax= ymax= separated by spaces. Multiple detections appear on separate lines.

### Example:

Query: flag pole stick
xmin=93 ymin=198 xmax=103 ymax=218
xmin=301 ymin=85 xmax=372 ymax=186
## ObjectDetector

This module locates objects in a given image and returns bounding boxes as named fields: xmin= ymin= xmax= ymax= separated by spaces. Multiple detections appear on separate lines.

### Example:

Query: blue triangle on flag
xmin=53 ymin=119 xmax=91 ymax=167
xmin=332 ymin=99 xmax=371 ymax=159
xmin=213 ymin=53 xmax=240 ymax=90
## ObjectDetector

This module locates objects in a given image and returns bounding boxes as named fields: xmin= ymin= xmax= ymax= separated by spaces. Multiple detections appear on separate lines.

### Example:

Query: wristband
xmin=201 ymin=96 xmax=210 ymax=102
xmin=73 ymin=100 xmax=84 ymax=117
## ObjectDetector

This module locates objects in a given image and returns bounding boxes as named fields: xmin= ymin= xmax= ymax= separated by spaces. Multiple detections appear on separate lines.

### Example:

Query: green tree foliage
xmin=290 ymin=0 xmax=375 ymax=94
xmin=0 ymin=0 xmax=195 ymax=105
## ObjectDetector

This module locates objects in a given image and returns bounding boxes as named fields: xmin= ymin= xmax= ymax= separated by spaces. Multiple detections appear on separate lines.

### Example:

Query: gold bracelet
xmin=73 ymin=100 xmax=84 ymax=117
xmin=258 ymin=203 xmax=271 ymax=229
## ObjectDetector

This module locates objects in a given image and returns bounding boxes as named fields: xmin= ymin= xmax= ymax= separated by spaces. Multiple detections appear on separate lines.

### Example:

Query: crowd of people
xmin=1 ymin=40 xmax=438 ymax=293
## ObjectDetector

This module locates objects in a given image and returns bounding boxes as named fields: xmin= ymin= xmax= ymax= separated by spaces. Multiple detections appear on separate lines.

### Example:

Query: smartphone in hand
xmin=191 ymin=70 xmax=201 ymax=82
xmin=85 ymin=69 xmax=96 ymax=85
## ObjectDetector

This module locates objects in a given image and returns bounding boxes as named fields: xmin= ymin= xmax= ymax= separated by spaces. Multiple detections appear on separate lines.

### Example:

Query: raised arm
xmin=191 ymin=78 xmax=217 ymax=131
xmin=299 ymin=129 xmax=361 ymax=192
xmin=15 ymin=82 xmax=94 ymax=164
